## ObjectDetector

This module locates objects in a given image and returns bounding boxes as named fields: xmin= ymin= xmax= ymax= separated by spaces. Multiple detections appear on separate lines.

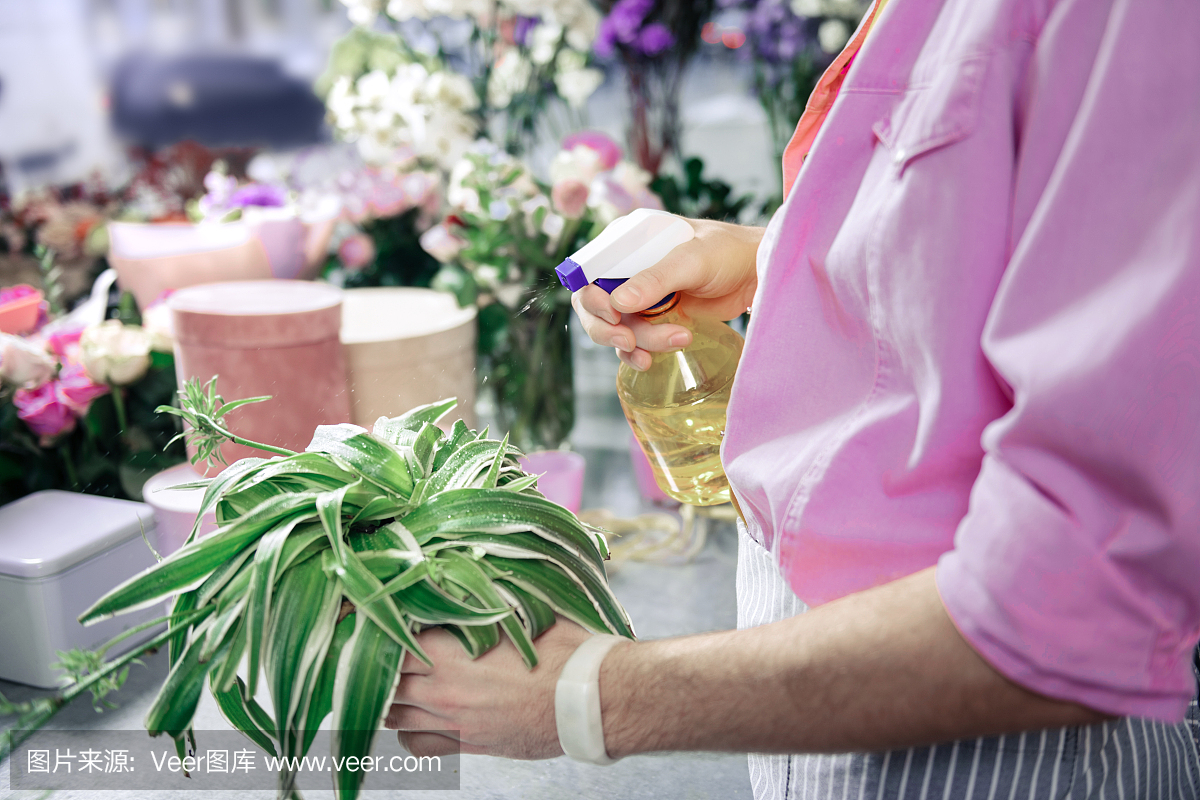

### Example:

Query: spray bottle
xmin=557 ymin=209 xmax=744 ymax=506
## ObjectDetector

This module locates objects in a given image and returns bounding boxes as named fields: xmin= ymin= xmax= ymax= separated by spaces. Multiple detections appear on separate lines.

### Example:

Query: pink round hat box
xmin=169 ymin=280 xmax=351 ymax=467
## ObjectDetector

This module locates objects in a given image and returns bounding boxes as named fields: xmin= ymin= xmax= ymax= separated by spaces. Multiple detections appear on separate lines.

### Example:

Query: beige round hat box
xmin=340 ymin=288 xmax=478 ymax=429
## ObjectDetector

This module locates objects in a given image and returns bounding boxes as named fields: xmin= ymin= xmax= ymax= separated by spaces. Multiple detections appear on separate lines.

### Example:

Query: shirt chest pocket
xmin=871 ymin=54 xmax=989 ymax=175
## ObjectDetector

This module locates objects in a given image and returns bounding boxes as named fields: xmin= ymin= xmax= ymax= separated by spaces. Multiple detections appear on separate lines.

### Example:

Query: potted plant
xmin=1 ymin=377 xmax=633 ymax=799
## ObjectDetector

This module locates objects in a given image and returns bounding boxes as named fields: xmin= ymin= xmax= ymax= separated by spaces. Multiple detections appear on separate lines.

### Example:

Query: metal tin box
xmin=0 ymin=491 xmax=163 ymax=688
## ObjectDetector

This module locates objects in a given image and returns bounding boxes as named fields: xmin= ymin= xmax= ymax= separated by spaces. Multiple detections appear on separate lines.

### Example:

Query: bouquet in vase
xmin=418 ymin=133 xmax=662 ymax=450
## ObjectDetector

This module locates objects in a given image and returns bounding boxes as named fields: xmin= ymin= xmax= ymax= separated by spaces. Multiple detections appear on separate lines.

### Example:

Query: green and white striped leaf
xmin=302 ymin=613 xmax=355 ymax=755
xmin=306 ymin=426 xmax=413 ymax=499
xmin=331 ymin=614 xmax=405 ymax=800
xmin=403 ymin=488 xmax=603 ymax=570
xmin=439 ymin=551 xmax=535 ymax=668
xmin=245 ymin=514 xmax=310 ymax=699
xmin=80 ymin=492 xmax=320 ymax=623
xmin=211 ymin=672 xmax=277 ymax=757
xmin=264 ymin=556 xmax=341 ymax=759
xmin=371 ymin=397 xmax=457 ymax=444
xmin=424 ymin=440 xmax=523 ymax=496
xmin=321 ymin=550 xmax=431 ymax=666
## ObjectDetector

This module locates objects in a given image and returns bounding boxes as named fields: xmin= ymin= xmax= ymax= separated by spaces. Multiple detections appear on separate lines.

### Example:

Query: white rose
xmin=487 ymin=50 xmax=533 ymax=109
xmin=385 ymin=0 xmax=432 ymax=19
xmin=418 ymin=108 xmax=479 ymax=170
xmin=611 ymin=161 xmax=653 ymax=195
xmin=541 ymin=211 xmax=565 ymax=240
xmin=529 ymin=23 xmax=564 ymax=66
xmin=494 ymin=283 xmax=525 ymax=310
xmin=355 ymin=70 xmax=393 ymax=105
xmin=340 ymin=0 xmax=382 ymax=24
xmin=818 ymin=18 xmax=852 ymax=53
xmin=425 ymin=72 xmax=480 ymax=112
xmin=140 ymin=303 xmax=175 ymax=353
xmin=0 ymin=334 xmax=56 ymax=389
xmin=419 ymin=223 xmax=468 ymax=263
xmin=554 ymin=67 xmax=604 ymax=109
xmin=80 ymin=320 xmax=152 ymax=386
xmin=550 ymin=144 xmax=605 ymax=185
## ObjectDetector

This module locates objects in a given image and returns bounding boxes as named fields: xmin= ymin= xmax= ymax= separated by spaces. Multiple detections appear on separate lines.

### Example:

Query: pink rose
xmin=419 ymin=223 xmax=468 ymax=264
xmin=551 ymin=179 xmax=590 ymax=219
xmin=57 ymin=362 xmax=110 ymax=414
xmin=562 ymin=131 xmax=622 ymax=171
xmin=46 ymin=326 xmax=84 ymax=360
xmin=14 ymin=381 xmax=77 ymax=440
xmin=337 ymin=233 xmax=377 ymax=272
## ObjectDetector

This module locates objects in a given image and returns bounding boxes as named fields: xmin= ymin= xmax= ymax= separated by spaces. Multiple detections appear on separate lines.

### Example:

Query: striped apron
xmin=735 ymin=523 xmax=1200 ymax=799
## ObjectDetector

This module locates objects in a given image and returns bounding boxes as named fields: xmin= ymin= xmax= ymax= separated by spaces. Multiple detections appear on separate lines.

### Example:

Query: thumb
xmin=607 ymin=239 xmax=708 ymax=314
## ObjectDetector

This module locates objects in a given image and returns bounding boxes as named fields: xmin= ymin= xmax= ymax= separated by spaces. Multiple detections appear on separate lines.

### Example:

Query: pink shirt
xmin=724 ymin=0 xmax=1200 ymax=721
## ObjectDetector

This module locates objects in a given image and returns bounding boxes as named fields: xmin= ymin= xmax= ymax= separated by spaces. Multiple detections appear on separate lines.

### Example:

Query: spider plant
xmin=69 ymin=377 xmax=634 ymax=799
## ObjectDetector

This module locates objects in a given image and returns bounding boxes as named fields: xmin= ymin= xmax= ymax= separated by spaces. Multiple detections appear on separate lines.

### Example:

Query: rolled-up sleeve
xmin=936 ymin=1 xmax=1200 ymax=721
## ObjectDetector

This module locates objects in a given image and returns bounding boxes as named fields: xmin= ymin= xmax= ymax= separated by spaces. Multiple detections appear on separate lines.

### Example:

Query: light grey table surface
xmin=1 ymin=331 xmax=753 ymax=800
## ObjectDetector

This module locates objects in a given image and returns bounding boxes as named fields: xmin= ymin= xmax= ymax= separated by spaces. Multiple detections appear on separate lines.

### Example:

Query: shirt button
xmin=894 ymin=149 xmax=907 ymax=164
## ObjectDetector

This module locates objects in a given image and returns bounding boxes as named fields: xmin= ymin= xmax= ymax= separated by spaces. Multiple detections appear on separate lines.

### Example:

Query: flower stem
xmin=61 ymin=438 xmax=80 ymax=490
xmin=213 ymin=422 xmax=295 ymax=458
xmin=111 ymin=385 xmax=129 ymax=435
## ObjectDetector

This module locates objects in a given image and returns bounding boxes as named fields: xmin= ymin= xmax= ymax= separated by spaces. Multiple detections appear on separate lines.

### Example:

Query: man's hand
xmin=384 ymin=618 xmax=592 ymax=760
xmin=573 ymin=218 xmax=764 ymax=371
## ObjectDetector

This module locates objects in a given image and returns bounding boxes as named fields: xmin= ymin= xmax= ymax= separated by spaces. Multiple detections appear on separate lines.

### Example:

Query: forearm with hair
xmin=598 ymin=567 xmax=1111 ymax=758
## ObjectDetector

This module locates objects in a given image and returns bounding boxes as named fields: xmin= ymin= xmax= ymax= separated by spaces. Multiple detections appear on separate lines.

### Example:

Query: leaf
xmin=190 ymin=457 xmax=269 ymax=539
xmin=448 ymin=533 xmax=633 ymax=637
xmin=391 ymin=576 xmax=512 ymax=625
xmin=491 ymin=576 xmax=556 ymax=640
xmin=424 ymin=440 xmax=523 ymax=496
xmin=402 ymin=488 xmax=604 ymax=572
xmin=80 ymin=493 xmax=320 ymax=623
xmin=483 ymin=554 xmax=625 ymax=636
xmin=441 ymin=621 xmax=500 ymax=658
xmin=430 ymin=419 xmax=474 ymax=473
xmin=321 ymin=550 xmax=431 ymax=666
xmin=302 ymin=613 xmax=356 ymax=755
xmin=439 ymin=551 xmax=535 ymax=668
xmin=306 ymin=427 xmax=413 ymax=499
xmin=246 ymin=515 xmax=311 ymax=699
xmin=146 ymin=624 xmax=226 ymax=738
xmin=331 ymin=615 xmax=406 ymax=800
xmin=211 ymin=672 xmax=278 ymax=757
xmin=264 ymin=556 xmax=342 ymax=760
xmin=371 ymin=398 xmax=457 ymax=444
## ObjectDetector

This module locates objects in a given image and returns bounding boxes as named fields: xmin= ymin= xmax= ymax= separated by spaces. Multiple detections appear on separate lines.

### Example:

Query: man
xmin=385 ymin=0 xmax=1200 ymax=795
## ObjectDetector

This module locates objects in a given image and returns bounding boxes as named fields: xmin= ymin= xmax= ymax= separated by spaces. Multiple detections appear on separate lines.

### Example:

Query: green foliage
xmin=28 ymin=382 xmax=634 ymax=798
xmin=651 ymin=156 xmax=756 ymax=222
xmin=339 ymin=208 xmax=442 ymax=290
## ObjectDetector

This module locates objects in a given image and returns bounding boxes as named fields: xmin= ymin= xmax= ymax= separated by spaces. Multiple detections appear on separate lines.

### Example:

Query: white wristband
xmin=555 ymin=634 xmax=627 ymax=765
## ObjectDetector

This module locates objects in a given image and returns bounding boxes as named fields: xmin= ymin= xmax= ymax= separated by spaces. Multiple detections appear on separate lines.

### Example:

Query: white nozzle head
xmin=556 ymin=209 xmax=695 ymax=294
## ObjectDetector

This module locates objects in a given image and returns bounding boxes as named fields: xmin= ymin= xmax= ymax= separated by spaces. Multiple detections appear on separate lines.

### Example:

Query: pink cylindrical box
xmin=170 ymin=280 xmax=351 ymax=467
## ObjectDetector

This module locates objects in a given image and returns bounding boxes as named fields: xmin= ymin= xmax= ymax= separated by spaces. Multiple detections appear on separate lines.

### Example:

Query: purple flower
xmin=596 ymin=0 xmax=655 ymax=53
xmin=593 ymin=23 xmax=619 ymax=57
xmin=635 ymin=22 xmax=675 ymax=55
xmin=227 ymin=183 xmax=288 ymax=209
xmin=513 ymin=15 xmax=539 ymax=47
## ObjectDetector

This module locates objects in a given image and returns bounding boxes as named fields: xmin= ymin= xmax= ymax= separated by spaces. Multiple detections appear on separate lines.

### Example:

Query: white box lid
xmin=0 ymin=491 xmax=157 ymax=579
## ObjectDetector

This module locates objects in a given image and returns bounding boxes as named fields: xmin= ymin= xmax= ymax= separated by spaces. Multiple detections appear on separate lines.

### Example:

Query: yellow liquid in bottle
xmin=617 ymin=296 xmax=744 ymax=506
